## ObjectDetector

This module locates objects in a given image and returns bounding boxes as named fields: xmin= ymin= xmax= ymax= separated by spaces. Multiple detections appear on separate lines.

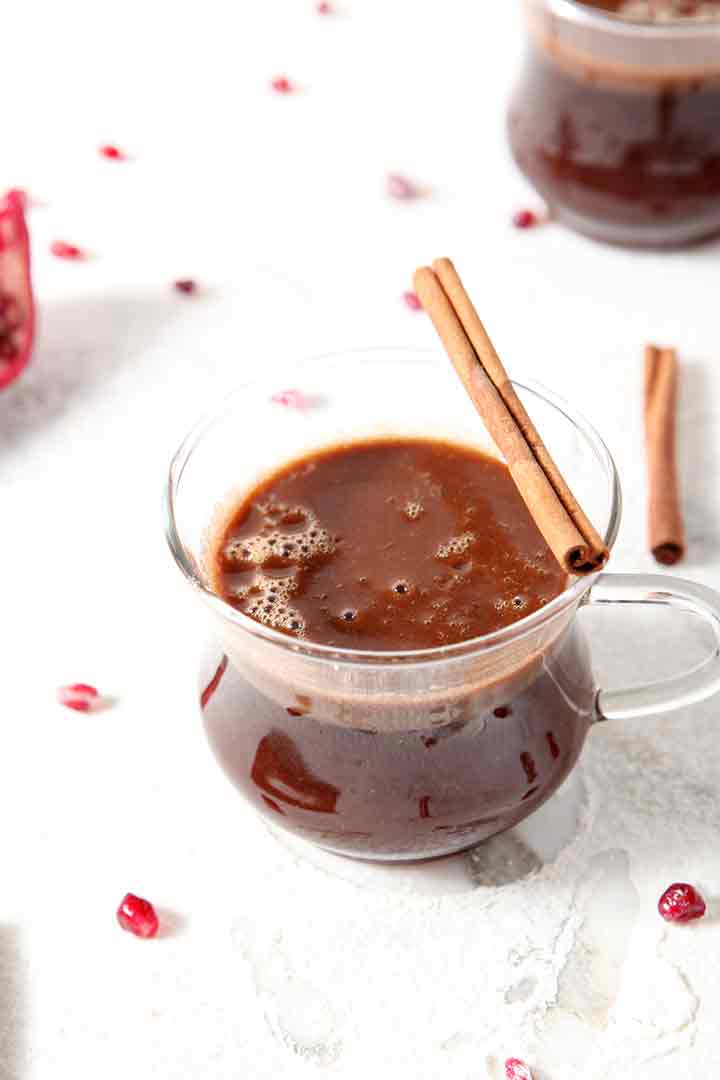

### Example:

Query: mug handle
xmin=584 ymin=573 xmax=720 ymax=722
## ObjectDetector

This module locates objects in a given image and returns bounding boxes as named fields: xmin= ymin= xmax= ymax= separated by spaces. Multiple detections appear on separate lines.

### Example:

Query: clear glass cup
xmin=164 ymin=348 xmax=720 ymax=861
xmin=508 ymin=0 xmax=720 ymax=247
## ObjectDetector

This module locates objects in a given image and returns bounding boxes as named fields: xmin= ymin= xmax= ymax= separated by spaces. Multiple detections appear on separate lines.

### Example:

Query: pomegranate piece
xmin=658 ymin=882 xmax=706 ymax=923
xmin=6 ymin=188 xmax=28 ymax=210
xmin=0 ymin=190 xmax=34 ymax=391
xmin=117 ymin=893 xmax=159 ymax=938
xmin=270 ymin=76 xmax=293 ymax=94
xmin=174 ymin=278 xmax=197 ymax=295
xmin=505 ymin=1059 xmax=533 ymax=1080
xmin=50 ymin=240 xmax=84 ymax=260
xmin=99 ymin=144 xmax=125 ymax=160
xmin=403 ymin=290 xmax=422 ymax=311
xmin=272 ymin=389 xmax=307 ymax=409
xmin=387 ymin=173 xmax=419 ymax=200
xmin=57 ymin=683 xmax=100 ymax=712
xmin=512 ymin=209 xmax=539 ymax=230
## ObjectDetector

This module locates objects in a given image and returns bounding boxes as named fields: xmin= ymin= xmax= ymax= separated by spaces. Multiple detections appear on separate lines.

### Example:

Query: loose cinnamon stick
xmin=644 ymin=344 xmax=685 ymax=565
xmin=413 ymin=260 xmax=608 ymax=576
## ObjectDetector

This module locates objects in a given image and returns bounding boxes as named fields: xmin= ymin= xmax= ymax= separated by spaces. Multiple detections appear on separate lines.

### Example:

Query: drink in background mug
xmin=165 ymin=349 xmax=720 ymax=861
xmin=508 ymin=0 xmax=720 ymax=247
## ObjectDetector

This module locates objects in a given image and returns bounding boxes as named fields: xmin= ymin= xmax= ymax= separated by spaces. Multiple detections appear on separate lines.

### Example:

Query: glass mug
xmin=165 ymin=348 xmax=720 ymax=861
xmin=508 ymin=0 xmax=720 ymax=247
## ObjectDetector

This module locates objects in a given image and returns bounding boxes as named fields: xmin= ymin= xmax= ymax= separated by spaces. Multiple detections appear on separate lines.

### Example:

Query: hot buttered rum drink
xmin=203 ymin=438 xmax=594 ymax=858
xmin=509 ymin=0 xmax=720 ymax=246
xmin=579 ymin=1 xmax=720 ymax=16
xmin=212 ymin=438 xmax=567 ymax=649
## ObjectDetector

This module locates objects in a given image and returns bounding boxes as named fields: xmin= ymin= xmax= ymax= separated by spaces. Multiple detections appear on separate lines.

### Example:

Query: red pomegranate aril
xmin=57 ymin=683 xmax=100 ymax=712
xmin=403 ymin=290 xmax=422 ymax=311
xmin=505 ymin=1059 xmax=533 ymax=1080
xmin=658 ymin=882 xmax=706 ymax=923
xmin=387 ymin=173 xmax=418 ymax=201
xmin=512 ymin=209 xmax=539 ymax=230
xmin=117 ymin=893 xmax=159 ymax=939
xmin=174 ymin=278 xmax=197 ymax=295
xmin=0 ymin=190 xmax=34 ymax=391
xmin=271 ymin=76 xmax=293 ymax=94
xmin=272 ymin=389 xmax=307 ymax=409
xmin=317 ymin=1 xmax=333 ymax=11
xmin=99 ymin=144 xmax=124 ymax=160
xmin=50 ymin=241 xmax=84 ymax=260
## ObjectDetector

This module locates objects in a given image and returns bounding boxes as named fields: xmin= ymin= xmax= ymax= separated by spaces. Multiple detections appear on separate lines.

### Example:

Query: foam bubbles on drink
xmin=224 ymin=505 xmax=334 ymax=569
xmin=223 ymin=502 xmax=336 ymax=634
xmin=436 ymin=533 xmax=475 ymax=559
xmin=403 ymin=501 xmax=424 ymax=521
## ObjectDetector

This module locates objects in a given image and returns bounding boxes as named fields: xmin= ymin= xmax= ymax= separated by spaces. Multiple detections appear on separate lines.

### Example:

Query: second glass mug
xmin=165 ymin=348 xmax=720 ymax=861
xmin=508 ymin=0 xmax=720 ymax=247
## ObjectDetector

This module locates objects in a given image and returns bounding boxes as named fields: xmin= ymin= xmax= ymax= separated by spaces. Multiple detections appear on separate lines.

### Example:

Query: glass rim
xmin=539 ymin=0 xmax=720 ymax=35
xmin=164 ymin=347 xmax=622 ymax=667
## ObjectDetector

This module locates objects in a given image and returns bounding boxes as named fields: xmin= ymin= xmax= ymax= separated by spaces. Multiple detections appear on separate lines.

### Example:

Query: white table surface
xmin=4 ymin=2 xmax=720 ymax=1077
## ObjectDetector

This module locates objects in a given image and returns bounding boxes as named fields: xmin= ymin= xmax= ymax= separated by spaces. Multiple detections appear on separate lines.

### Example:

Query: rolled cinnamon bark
xmin=413 ymin=260 xmax=608 ymax=575
xmin=645 ymin=344 xmax=685 ymax=565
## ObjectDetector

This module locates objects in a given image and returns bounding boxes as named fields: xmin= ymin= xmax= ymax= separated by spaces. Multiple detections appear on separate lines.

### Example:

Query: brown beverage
xmin=579 ymin=2 xmax=720 ymax=16
xmin=508 ymin=0 xmax=720 ymax=246
xmin=203 ymin=438 xmax=594 ymax=858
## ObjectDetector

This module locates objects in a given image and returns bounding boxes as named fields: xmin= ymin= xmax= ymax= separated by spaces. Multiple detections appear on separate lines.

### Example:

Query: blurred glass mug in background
xmin=508 ymin=0 xmax=720 ymax=247
xmin=165 ymin=349 xmax=720 ymax=861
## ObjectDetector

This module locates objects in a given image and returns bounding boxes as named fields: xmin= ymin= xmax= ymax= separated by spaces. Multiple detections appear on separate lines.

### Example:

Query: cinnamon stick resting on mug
xmin=644 ymin=344 xmax=685 ymax=565
xmin=413 ymin=258 xmax=608 ymax=576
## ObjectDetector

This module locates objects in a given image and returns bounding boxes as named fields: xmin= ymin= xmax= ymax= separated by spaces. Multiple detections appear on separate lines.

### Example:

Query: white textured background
xmin=3 ymin=1 xmax=720 ymax=1077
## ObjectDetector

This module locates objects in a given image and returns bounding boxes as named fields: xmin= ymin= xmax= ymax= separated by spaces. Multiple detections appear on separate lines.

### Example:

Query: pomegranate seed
xmin=317 ymin=1 xmax=333 ymax=11
xmin=50 ymin=241 xmax=84 ymax=260
xmin=658 ymin=882 xmax=706 ymax=923
xmin=403 ymin=291 xmax=422 ymax=311
xmin=272 ymin=389 xmax=307 ymax=409
xmin=174 ymin=278 xmax=197 ymax=295
xmin=0 ymin=192 xmax=33 ymax=391
xmin=271 ymin=76 xmax=293 ymax=94
xmin=512 ymin=209 xmax=539 ymax=230
xmin=505 ymin=1060 xmax=533 ymax=1080
xmin=99 ymin=144 xmax=124 ymax=160
xmin=0 ymin=295 xmax=19 ymax=322
xmin=387 ymin=174 xmax=418 ymax=201
xmin=494 ymin=705 xmax=512 ymax=719
xmin=57 ymin=683 xmax=100 ymax=712
xmin=116 ymin=893 xmax=159 ymax=939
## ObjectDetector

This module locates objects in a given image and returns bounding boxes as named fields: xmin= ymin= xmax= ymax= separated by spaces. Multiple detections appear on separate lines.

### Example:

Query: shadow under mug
xmin=165 ymin=348 xmax=720 ymax=861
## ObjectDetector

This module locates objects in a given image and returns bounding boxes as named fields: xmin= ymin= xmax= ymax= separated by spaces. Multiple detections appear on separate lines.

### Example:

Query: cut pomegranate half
xmin=0 ymin=190 xmax=34 ymax=391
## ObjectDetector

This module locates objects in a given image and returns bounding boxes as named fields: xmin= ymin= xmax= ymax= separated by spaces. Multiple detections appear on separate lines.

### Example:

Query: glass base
xmin=552 ymin=203 xmax=720 ymax=250
xmin=199 ymin=640 xmax=591 ymax=865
